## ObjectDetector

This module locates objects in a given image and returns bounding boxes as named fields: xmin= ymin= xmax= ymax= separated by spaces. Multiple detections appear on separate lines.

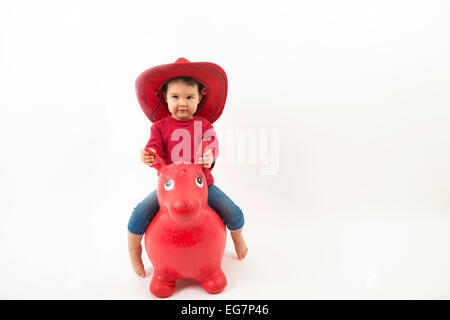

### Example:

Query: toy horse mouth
xmin=168 ymin=200 xmax=200 ymax=225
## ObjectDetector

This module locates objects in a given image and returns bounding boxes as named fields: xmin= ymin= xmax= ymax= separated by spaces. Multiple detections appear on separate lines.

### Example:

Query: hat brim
xmin=136 ymin=61 xmax=228 ymax=123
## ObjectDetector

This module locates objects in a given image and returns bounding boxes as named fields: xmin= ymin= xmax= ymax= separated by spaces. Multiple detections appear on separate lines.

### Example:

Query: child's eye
xmin=164 ymin=178 xmax=174 ymax=191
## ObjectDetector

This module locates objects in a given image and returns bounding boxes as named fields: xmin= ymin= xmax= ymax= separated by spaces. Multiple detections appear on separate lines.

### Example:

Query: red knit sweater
xmin=146 ymin=115 xmax=218 ymax=185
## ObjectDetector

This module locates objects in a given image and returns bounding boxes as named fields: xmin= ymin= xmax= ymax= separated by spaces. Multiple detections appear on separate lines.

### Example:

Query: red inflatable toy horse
xmin=144 ymin=146 xmax=227 ymax=298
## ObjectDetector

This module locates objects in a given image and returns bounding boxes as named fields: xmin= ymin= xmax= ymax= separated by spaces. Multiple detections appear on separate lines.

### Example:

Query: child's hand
xmin=198 ymin=149 xmax=215 ymax=169
xmin=141 ymin=148 xmax=157 ymax=166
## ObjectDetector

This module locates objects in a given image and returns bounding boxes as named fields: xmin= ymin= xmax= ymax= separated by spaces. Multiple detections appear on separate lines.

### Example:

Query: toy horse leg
xmin=150 ymin=270 xmax=177 ymax=298
xmin=200 ymin=268 xmax=227 ymax=294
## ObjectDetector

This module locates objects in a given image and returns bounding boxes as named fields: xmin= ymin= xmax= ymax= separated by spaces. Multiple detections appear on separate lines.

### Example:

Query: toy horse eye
xmin=195 ymin=176 xmax=203 ymax=188
xmin=164 ymin=179 xmax=174 ymax=191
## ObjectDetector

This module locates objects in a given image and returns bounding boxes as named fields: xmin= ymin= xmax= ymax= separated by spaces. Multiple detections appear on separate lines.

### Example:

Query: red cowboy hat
xmin=136 ymin=57 xmax=228 ymax=123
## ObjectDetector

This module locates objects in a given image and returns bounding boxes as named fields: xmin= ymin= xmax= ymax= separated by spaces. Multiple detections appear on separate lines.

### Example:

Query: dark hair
xmin=162 ymin=76 xmax=204 ymax=96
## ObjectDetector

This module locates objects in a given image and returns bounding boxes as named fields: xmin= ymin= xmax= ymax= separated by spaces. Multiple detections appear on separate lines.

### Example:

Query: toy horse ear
xmin=145 ymin=148 xmax=166 ymax=172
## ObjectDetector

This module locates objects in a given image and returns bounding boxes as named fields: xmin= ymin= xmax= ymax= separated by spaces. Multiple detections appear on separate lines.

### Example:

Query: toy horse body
xmin=144 ymin=149 xmax=227 ymax=298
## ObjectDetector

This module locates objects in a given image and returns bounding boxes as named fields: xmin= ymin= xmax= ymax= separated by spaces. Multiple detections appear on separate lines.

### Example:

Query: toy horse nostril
xmin=171 ymin=200 xmax=199 ymax=215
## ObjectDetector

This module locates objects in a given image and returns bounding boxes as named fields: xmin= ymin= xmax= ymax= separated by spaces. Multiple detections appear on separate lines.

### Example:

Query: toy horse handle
xmin=145 ymin=147 xmax=166 ymax=171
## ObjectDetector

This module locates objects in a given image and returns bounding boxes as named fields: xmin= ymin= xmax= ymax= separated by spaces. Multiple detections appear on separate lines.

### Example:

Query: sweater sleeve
xmin=145 ymin=122 xmax=164 ymax=155
xmin=203 ymin=121 xmax=219 ymax=168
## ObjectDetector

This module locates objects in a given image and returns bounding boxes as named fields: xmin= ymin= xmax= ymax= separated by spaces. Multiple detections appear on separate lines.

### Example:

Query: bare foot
xmin=230 ymin=228 xmax=248 ymax=260
xmin=128 ymin=232 xmax=145 ymax=277
xmin=129 ymin=247 xmax=145 ymax=277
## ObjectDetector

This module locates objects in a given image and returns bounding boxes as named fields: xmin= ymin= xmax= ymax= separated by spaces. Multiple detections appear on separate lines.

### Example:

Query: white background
xmin=1 ymin=0 xmax=450 ymax=299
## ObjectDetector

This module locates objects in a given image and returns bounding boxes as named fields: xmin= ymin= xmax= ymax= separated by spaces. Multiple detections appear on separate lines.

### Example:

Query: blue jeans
xmin=128 ymin=184 xmax=245 ymax=235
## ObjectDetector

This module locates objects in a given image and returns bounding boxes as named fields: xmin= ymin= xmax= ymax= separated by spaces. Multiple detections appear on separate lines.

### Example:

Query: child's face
xmin=164 ymin=79 xmax=202 ymax=120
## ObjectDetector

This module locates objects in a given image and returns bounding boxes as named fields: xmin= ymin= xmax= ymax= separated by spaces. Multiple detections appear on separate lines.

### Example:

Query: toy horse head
xmin=145 ymin=145 xmax=209 ymax=226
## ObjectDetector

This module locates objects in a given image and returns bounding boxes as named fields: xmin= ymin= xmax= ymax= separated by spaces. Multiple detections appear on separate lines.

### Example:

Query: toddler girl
xmin=128 ymin=58 xmax=248 ymax=277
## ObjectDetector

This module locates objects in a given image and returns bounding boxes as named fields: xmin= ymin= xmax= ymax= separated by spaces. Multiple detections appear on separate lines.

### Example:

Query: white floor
xmin=2 ymin=209 xmax=450 ymax=299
